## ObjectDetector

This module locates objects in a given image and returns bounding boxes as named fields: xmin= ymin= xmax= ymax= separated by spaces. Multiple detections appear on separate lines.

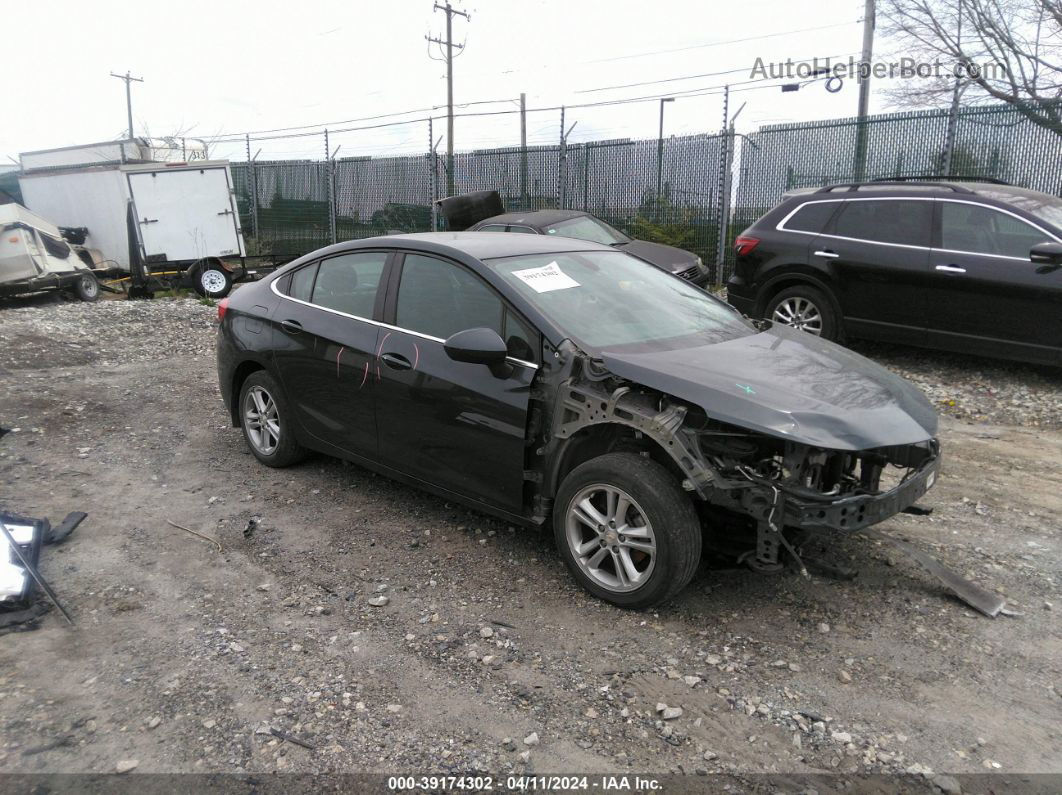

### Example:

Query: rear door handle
xmin=280 ymin=319 xmax=303 ymax=332
xmin=813 ymin=250 xmax=839 ymax=259
xmin=381 ymin=352 xmax=412 ymax=370
xmin=935 ymin=264 xmax=967 ymax=274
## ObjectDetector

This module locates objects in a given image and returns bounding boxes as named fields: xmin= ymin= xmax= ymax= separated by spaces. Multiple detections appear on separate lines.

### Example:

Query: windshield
xmin=485 ymin=251 xmax=750 ymax=350
xmin=543 ymin=216 xmax=630 ymax=245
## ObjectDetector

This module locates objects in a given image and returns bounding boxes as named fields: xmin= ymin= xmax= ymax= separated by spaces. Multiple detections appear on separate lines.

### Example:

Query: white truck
xmin=18 ymin=140 xmax=246 ymax=298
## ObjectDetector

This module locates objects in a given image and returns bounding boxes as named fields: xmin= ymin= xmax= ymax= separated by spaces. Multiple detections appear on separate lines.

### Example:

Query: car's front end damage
xmin=530 ymin=327 xmax=942 ymax=573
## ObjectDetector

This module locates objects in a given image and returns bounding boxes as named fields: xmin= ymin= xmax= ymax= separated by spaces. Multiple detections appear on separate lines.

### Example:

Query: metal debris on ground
xmin=864 ymin=528 xmax=1007 ymax=618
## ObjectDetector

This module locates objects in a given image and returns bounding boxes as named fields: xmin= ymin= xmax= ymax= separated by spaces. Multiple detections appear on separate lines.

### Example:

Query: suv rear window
xmin=781 ymin=201 xmax=839 ymax=233
xmin=832 ymin=199 xmax=932 ymax=246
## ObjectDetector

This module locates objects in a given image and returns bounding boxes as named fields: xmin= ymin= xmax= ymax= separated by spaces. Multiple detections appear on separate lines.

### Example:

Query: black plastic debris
xmin=1 ymin=509 xmax=85 ymax=628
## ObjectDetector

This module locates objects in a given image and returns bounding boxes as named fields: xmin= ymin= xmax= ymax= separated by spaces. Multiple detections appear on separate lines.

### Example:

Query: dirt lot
xmin=0 ymin=295 xmax=1059 ymax=787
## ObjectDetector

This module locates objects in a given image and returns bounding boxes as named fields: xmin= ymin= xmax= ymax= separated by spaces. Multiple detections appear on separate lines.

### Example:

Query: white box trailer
xmin=18 ymin=156 xmax=245 ymax=297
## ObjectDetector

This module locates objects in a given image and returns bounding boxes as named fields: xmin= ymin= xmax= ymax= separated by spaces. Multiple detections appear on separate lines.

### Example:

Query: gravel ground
xmin=0 ymin=294 xmax=1059 ymax=786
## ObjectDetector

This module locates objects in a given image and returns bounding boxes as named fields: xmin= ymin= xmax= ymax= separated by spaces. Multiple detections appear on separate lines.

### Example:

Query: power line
xmin=575 ymin=52 xmax=860 ymax=95
xmin=582 ymin=20 xmax=863 ymax=65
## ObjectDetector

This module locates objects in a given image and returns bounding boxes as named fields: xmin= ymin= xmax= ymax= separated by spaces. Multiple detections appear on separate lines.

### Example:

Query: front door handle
xmin=381 ymin=352 xmax=412 ymax=370
xmin=280 ymin=319 xmax=303 ymax=332
xmin=813 ymin=249 xmax=839 ymax=259
xmin=935 ymin=264 xmax=967 ymax=274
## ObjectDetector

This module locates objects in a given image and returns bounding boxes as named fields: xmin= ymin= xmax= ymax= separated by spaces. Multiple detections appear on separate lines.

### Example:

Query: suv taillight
xmin=217 ymin=297 xmax=229 ymax=322
xmin=734 ymin=236 xmax=760 ymax=257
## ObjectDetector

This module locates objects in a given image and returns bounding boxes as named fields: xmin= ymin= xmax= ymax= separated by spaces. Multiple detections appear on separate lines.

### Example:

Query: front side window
xmin=832 ymin=200 xmax=932 ymax=246
xmin=940 ymin=202 xmax=1052 ymax=259
xmin=395 ymin=254 xmax=537 ymax=361
xmin=543 ymin=216 xmax=629 ymax=245
xmin=507 ymin=225 xmax=538 ymax=234
xmin=310 ymin=252 xmax=387 ymax=317
xmin=485 ymin=251 xmax=749 ymax=350
xmin=782 ymin=201 xmax=840 ymax=233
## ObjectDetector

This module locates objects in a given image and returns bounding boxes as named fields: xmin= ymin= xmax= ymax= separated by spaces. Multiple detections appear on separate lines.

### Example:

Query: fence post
xmin=558 ymin=107 xmax=566 ymax=209
xmin=325 ymin=130 xmax=337 ymax=245
xmin=245 ymin=133 xmax=259 ymax=241
xmin=714 ymin=87 xmax=731 ymax=284
xmin=429 ymin=117 xmax=437 ymax=231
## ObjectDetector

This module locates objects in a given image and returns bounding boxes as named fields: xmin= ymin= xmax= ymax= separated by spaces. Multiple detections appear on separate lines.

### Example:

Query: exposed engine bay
xmin=530 ymin=342 xmax=940 ymax=574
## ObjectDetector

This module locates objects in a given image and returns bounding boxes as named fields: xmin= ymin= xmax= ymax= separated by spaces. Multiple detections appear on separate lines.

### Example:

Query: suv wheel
xmin=766 ymin=285 xmax=838 ymax=340
xmin=554 ymin=452 xmax=702 ymax=609
xmin=239 ymin=371 xmax=307 ymax=467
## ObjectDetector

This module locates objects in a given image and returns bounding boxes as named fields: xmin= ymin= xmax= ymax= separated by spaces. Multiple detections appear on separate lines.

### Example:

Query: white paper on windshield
xmin=511 ymin=262 xmax=580 ymax=293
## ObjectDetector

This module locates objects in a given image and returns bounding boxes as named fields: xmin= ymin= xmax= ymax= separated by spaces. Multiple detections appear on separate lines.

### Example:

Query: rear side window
xmin=781 ymin=201 xmax=840 ymax=233
xmin=310 ymin=252 xmax=387 ymax=318
xmin=940 ymin=202 xmax=1052 ymax=259
xmin=289 ymin=263 xmax=318 ymax=302
xmin=478 ymin=224 xmax=508 ymax=232
xmin=832 ymin=200 xmax=932 ymax=246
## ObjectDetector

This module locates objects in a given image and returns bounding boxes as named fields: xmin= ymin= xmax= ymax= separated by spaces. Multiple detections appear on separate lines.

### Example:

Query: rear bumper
xmin=725 ymin=277 xmax=757 ymax=316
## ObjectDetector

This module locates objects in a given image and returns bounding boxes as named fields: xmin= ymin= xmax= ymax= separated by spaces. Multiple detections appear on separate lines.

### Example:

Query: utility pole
xmin=110 ymin=70 xmax=144 ymax=140
xmin=656 ymin=97 xmax=674 ymax=203
xmin=428 ymin=2 xmax=469 ymax=198
xmin=520 ymin=92 xmax=528 ymax=209
xmin=853 ymin=0 xmax=876 ymax=181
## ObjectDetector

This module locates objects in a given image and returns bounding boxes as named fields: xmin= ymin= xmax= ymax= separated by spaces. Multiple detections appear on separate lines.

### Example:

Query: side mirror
xmin=444 ymin=327 xmax=513 ymax=377
xmin=1029 ymin=241 xmax=1062 ymax=266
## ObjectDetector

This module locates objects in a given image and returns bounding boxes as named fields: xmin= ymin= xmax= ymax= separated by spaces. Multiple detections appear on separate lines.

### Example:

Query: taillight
xmin=734 ymin=236 xmax=760 ymax=257
xmin=217 ymin=297 xmax=229 ymax=322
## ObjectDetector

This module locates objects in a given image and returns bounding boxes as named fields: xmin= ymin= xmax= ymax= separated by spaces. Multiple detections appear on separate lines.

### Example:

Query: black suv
xmin=726 ymin=178 xmax=1062 ymax=365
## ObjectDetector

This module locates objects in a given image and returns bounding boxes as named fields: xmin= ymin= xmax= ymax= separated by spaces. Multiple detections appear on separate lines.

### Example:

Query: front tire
xmin=765 ymin=284 xmax=838 ymax=340
xmin=239 ymin=371 xmax=307 ymax=467
xmin=554 ymin=452 xmax=702 ymax=609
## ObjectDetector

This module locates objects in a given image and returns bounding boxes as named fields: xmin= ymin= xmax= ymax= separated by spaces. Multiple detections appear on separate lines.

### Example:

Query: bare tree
xmin=881 ymin=0 xmax=1062 ymax=134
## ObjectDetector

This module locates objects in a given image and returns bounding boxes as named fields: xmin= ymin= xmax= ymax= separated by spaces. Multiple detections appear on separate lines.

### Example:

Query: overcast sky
xmin=7 ymin=0 xmax=918 ymax=164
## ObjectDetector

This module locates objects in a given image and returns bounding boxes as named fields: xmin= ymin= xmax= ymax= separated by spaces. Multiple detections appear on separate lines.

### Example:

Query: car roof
xmin=378 ymin=230 xmax=612 ymax=258
xmin=475 ymin=209 xmax=589 ymax=227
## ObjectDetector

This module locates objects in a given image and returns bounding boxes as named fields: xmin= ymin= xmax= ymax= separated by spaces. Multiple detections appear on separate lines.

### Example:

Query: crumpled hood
xmin=616 ymin=239 xmax=698 ymax=272
xmin=598 ymin=324 xmax=938 ymax=450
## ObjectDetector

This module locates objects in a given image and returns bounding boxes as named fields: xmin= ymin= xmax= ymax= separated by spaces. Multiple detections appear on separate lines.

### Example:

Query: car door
xmin=926 ymin=200 xmax=1062 ymax=363
xmin=812 ymin=198 xmax=933 ymax=346
xmin=270 ymin=251 xmax=390 ymax=456
xmin=373 ymin=251 xmax=538 ymax=512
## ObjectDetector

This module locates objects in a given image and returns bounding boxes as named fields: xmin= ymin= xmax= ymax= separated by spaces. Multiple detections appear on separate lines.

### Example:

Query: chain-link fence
xmin=230 ymin=100 xmax=1062 ymax=284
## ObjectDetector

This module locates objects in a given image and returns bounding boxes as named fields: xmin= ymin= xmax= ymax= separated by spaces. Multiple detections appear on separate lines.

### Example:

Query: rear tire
xmin=765 ymin=284 xmax=838 ymax=341
xmin=193 ymin=261 xmax=233 ymax=299
xmin=73 ymin=272 xmax=100 ymax=303
xmin=553 ymin=452 xmax=702 ymax=609
xmin=238 ymin=371 xmax=307 ymax=467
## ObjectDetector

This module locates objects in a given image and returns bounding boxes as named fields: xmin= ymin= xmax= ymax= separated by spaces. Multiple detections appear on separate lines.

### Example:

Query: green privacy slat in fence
xmin=231 ymin=101 xmax=1062 ymax=283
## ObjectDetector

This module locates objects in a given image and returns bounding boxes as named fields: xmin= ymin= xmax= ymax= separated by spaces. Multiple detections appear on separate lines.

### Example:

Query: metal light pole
xmin=656 ymin=97 xmax=674 ymax=201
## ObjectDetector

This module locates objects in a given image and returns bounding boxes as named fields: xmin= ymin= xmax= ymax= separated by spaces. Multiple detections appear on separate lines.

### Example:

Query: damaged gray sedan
xmin=217 ymin=232 xmax=939 ymax=608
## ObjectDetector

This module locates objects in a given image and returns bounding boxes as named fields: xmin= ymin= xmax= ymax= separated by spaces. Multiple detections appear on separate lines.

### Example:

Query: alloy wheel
xmin=244 ymin=385 xmax=280 ymax=455
xmin=772 ymin=296 xmax=823 ymax=335
xmin=565 ymin=484 xmax=656 ymax=593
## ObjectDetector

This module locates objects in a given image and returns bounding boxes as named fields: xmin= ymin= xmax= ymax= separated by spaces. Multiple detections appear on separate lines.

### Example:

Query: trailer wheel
xmin=73 ymin=273 xmax=100 ymax=303
xmin=193 ymin=261 xmax=233 ymax=299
